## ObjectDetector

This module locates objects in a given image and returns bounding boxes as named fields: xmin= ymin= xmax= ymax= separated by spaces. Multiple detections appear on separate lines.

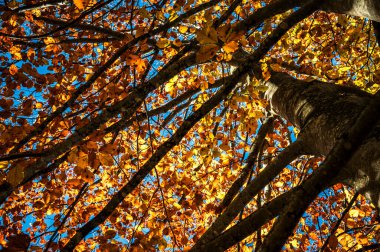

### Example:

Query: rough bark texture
xmin=323 ymin=0 xmax=380 ymax=22
xmin=266 ymin=72 xmax=380 ymax=208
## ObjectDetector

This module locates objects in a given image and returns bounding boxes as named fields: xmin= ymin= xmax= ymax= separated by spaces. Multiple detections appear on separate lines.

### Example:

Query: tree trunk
xmin=322 ymin=0 xmax=380 ymax=22
xmin=265 ymin=72 xmax=380 ymax=208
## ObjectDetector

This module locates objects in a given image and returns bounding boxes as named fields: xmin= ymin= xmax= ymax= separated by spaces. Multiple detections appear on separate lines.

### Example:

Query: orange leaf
xmin=267 ymin=147 xmax=276 ymax=154
xmin=99 ymin=153 xmax=114 ymax=166
xmin=77 ymin=151 xmax=88 ymax=169
xmin=9 ymin=64 xmax=18 ymax=75
xmin=223 ymin=41 xmax=239 ymax=54
xmin=67 ymin=178 xmax=81 ymax=187
xmin=73 ymin=0 xmax=85 ymax=9
xmin=126 ymin=54 xmax=146 ymax=73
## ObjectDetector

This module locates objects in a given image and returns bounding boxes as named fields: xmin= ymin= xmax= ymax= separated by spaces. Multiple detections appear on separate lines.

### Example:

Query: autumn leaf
xmin=196 ymin=27 xmax=218 ymax=45
xmin=7 ymin=165 xmax=25 ymax=187
xmin=179 ymin=25 xmax=188 ymax=34
xmin=105 ymin=229 xmax=117 ymax=239
xmin=1 ymin=1 xmax=380 ymax=251
xmin=196 ymin=45 xmax=218 ymax=62
xmin=3 ymin=234 xmax=31 ymax=251
xmin=0 ymin=161 xmax=8 ymax=169
xmin=9 ymin=64 xmax=18 ymax=75
xmin=77 ymin=151 xmax=88 ymax=169
xmin=222 ymin=41 xmax=239 ymax=54
xmin=9 ymin=46 xmax=22 ymax=60
xmin=126 ymin=54 xmax=147 ymax=73
xmin=67 ymin=178 xmax=82 ymax=187
xmin=328 ymin=235 xmax=339 ymax=250
xmin=99 ymin=153 xmax=114 ymax=166
xmin=157 ymin=38 xmax=169 ymax=49
xmin=81 ymin=168 xmax=94 ymax=183
xmin=73 ymin=0 xmax=85 ymax=10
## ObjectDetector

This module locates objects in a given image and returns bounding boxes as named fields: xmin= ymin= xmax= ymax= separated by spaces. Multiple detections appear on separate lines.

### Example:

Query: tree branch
xmin=218 ymin=117 xmax=274 ymax=211
xmin=257 ymin=82 xmax=380 ymax=252
xmin=195 ymin=187 xmax=298 ymax=251
xmin=320 ymin=192 xmax=359 ymax=251
xmin=191 ymin=139 xmax=305 ymax=250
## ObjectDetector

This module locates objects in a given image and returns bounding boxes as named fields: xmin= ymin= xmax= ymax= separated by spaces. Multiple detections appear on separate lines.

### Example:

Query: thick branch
xmin=191 ymin=139 xmax=305 ymax=250
xmin=61 ymin=69 xmax=241 ymax=252
xmin=196 ymin=187 xmax=298 ymax=251
xmin=0 ymin=0 xmax=306 ymax=206
xmin=192 ymin=1 xmax=323 ymax=248
xmin=257 ymin=92 xmax=380 ymax=251
xmin=10 ymin=0 xmax=219 ymax=154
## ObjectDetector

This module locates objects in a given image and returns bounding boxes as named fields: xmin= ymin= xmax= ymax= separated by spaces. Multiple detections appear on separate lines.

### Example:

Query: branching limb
xmin=61 ymin=71 xmax=242 ymax=252
xmin=0 ymin=0 xmax=308 ymax=207
xmin=191 ymin=139 xmax=305 ymax=250
xmin=257 ymin=88 xmax=380 ymax=252
xmin=194 ymin=187 xmax=299 ymax=251
xmin=373 ymin=21 xmax=380 ymax=46
xmin=320 ymin=192 xmax=359 ymax=251
xmin=7 ymin=0 xmax=68 ymax=12
xmin=60 ymin=5 xmax=314 ymax=244
xmin=9 ymin=0 xmax=222 ymax=154
xmin=192 ymin=1 xmax=323 ymax=248
xmin=219 ymin=117 xmax=274 ymax=211
xmin=354 ymin=243 xmax=380 ymax=252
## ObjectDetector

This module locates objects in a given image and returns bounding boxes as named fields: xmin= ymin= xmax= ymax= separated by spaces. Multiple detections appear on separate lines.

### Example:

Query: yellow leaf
xmin=290 ymin=239 xmax=298 ymax=248
xmin=348 ymin=209 xmax=359 ymax=218
xmin=275 ymin=181 xmax=284 ymax=188
xmin=338 ymin=233 xmax=355 ymax=248
xmin=196 ymin=28 xmax=218 ymax=45
xmin=9 ymin=46 xmax=22 ymax=60
xmin=179 ymin=25 xmax=188 ymax=34
xmin=35 ymin=102 xmax=43 ymax=109
xmin=255 ymin=85 xmax=269 ymax=92
xmin=165 ymin=75 xmax=178 ymax=97
xmin=0 ymin=161 xmax=8 ymax=169
xmin=339 ymin=66 xmax=351 ymax=72
xmin=126 ymin=54 xmax=146 ymax=73
xmin=222 ymin=41 xmax=239 ymax=53
xmin=43 ymin=37 xmax=55 ymax=45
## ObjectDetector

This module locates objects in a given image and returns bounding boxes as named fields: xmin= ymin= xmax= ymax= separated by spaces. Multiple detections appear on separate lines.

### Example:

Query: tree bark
xmin=322 ymin=0 xmax=380 ymax=22
xmin=265 ymin=72 xmax=380 ymax=208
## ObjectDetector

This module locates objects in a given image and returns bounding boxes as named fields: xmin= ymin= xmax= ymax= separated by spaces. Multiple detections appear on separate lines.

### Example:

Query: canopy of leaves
xmin=0 ymin=0 xmax=379 ymax=251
